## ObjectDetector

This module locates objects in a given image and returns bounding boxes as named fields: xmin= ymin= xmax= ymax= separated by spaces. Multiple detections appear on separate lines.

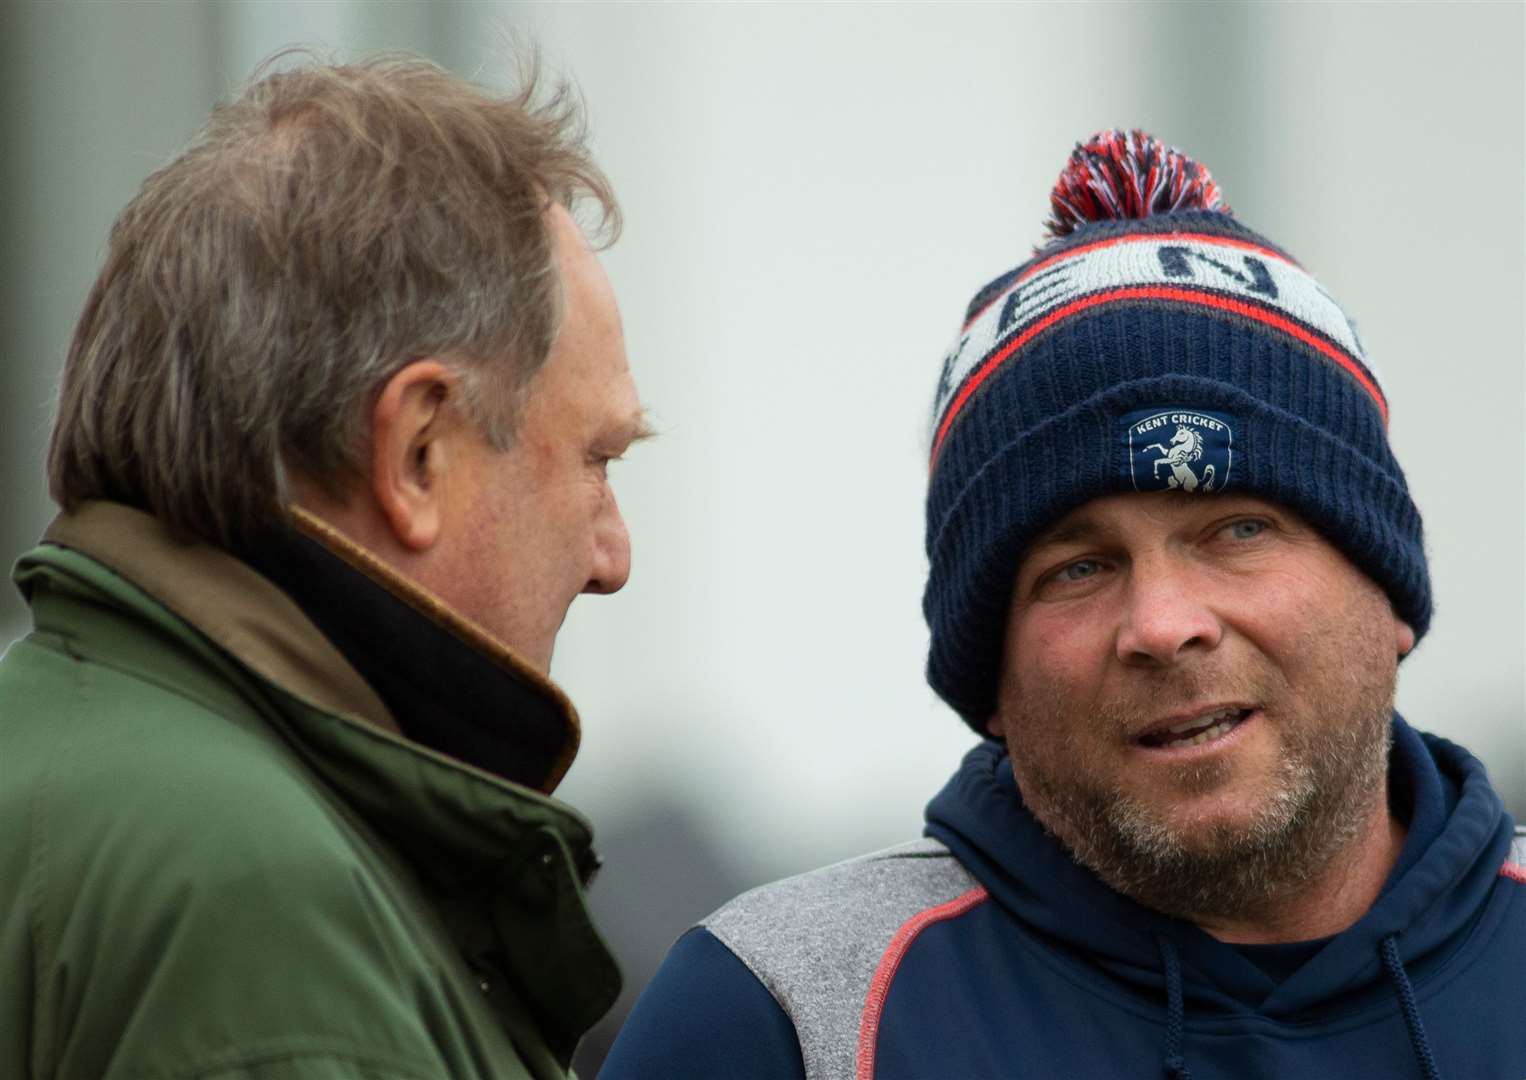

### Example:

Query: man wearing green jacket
xmin=1 ymin=53 xmax=649 ymax=1079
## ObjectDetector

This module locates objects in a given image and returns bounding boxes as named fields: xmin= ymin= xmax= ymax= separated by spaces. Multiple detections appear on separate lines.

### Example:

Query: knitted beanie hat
xmin=923 ymin=129 xmax=1429 ymax=731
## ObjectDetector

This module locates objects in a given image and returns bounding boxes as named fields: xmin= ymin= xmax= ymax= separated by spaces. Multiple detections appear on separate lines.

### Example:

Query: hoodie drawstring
xmin=1380 ymin=934 xmax=1443 ymax=1080
xmin=1154 ymin=933 xmax=1442 ymax=1079
xmin=1155 ymin=936 xmax=1192 ymax=1080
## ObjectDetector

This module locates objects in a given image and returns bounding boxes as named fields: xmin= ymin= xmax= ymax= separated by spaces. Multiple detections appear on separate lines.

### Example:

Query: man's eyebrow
xmin=1028 ymin=514 xmax=1107 ymax=550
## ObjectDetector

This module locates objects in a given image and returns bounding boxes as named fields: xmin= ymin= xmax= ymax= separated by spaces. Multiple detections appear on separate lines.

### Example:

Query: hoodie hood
xmin=925 ymin=716 xmax=1515 ymax=1024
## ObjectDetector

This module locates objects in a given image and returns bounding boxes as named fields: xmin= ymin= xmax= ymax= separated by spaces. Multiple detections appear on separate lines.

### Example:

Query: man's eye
xmin=1056 ymin=559 xmax=1102 ymax=582
xmin=1224 ymin=519 xmax=1266 ymax=540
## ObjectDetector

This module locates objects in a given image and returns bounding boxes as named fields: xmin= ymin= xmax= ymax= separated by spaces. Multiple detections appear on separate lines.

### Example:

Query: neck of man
xmin=1192 ymin=789 xmax=1407 ymax=945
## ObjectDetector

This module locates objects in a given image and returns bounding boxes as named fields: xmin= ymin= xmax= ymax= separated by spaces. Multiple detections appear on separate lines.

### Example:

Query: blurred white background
xmin=2 ymin=2 xmax=1521 ymax=1069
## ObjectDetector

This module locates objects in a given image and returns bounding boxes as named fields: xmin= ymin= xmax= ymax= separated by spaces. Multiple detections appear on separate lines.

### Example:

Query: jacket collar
xmin=253 ymin=505 xmax=581 ymax=794
xmin=40 ymin=500 xmax=580 ymax=794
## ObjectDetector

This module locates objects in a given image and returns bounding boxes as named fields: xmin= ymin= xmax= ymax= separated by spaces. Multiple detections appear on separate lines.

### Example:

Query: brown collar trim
xmin=40 ymin=502 xmax=582 ymax=794
xmin=286 ymin=506 xmax=581 ymax=791
xmin=42 ymin=501 xmax=399 ymax=736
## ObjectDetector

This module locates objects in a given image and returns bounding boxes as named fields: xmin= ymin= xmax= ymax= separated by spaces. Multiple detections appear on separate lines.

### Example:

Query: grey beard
xmin=1023 ymin=701 xmax=1394 ymax=923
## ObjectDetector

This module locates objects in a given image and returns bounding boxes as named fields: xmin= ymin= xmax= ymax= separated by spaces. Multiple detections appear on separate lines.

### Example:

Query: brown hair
xmin=49 ymin=49 xmax=619 ymax=549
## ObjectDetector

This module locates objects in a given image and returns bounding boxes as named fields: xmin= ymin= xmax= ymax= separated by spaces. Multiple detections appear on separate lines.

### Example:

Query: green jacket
xmin=0 ymin=502 xmax=620 ymax=1079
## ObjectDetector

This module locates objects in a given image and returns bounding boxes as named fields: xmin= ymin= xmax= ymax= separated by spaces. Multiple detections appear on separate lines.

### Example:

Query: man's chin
xmin=1029 ymin=767 xmax=1328 ymax=920
xmin=1113 ymin=786 xmax=1288 ymax=854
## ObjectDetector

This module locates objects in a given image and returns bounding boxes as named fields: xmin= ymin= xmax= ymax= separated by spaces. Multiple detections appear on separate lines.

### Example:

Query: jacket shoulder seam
xmin=856 ymin=885 xmax=990 ymax=1080
xmin=701 ymin=838 xmax=977 ymax=1080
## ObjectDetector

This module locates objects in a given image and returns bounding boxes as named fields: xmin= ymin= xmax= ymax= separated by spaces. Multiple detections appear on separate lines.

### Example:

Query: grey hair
xmin=48 ymin=48 xmax=619 ymax=550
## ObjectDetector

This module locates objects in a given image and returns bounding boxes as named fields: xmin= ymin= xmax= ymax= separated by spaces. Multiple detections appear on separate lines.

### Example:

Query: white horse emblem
xmin=1144 ymin=425 xmax=1217 ymax=493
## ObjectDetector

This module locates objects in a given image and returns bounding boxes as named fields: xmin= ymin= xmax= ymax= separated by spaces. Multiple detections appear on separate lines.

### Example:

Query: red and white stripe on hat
xmin=929 ymin=230 xmax=1387 ymax=466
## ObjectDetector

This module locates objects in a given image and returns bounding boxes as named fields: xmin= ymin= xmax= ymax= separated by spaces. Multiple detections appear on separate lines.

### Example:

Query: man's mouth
xmin=1136 ymin=706 xmax=1254 ymax=749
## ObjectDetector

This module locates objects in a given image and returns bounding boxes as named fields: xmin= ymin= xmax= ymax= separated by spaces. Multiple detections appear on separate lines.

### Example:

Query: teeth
xmin=1159 ymin=713 xmax=1245 ymax=747
xmin=1161 ymin=716 xmax=1239 ymax=748
xmin=1165 ymin=708 xmax=1235 ymax=735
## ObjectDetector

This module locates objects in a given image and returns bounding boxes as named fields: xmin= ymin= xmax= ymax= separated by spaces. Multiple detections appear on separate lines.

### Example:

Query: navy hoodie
xmin=603 ymin=718 xmax=1525 ymax=1079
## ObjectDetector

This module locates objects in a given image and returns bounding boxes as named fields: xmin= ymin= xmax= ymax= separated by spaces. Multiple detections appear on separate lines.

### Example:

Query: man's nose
xmin=1114 ymin=558 xmax=1222 ymax=666
xmin=583 ymin=491 xmax=631 ymax=595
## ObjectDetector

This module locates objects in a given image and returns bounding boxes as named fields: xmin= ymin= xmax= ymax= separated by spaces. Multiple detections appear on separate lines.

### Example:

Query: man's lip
xmin=1132 ymin=702 xmax=1258 ymax=742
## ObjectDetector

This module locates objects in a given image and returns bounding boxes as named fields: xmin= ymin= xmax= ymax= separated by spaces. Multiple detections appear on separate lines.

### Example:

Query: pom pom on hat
xmin=1043 ymin=129 xmax=1228 ymax=243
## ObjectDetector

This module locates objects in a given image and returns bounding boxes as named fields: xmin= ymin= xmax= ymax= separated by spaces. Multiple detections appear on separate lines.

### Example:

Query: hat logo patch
xmin=1124 ymin=409 xmax=1234 ymax=493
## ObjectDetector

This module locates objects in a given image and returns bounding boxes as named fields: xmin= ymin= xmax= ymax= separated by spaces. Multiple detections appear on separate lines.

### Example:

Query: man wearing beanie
xmin=602 ymin=131 xmax=1525 ymax=1080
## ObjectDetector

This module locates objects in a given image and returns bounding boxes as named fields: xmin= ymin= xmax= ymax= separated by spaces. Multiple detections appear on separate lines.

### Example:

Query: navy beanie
xmin=923 ymin=130 xmax=1429 ymax=731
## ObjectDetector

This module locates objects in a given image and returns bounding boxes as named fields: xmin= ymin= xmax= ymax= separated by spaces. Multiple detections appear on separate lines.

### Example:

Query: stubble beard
xmin=1005 ymin=635 xmax=1397 ymax=924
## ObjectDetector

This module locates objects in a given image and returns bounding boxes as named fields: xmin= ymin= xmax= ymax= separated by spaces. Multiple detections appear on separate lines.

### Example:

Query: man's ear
xmin=986 ymin=714 xmax=1007 ymax=738
xmin=1395 ymin=618 xmax=1416 ymax=659
xmin=369 ymin=360 xmax=460 ymax=552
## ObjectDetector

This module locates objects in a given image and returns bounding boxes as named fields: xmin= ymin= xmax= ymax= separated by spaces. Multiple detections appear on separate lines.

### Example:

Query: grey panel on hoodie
xmin=702 ymin=838 xmax=980 ymax=1080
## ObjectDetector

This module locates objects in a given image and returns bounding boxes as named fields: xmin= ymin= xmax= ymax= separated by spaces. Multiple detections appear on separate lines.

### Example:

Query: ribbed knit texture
xmin=924 ymin=210 xmax=1429 ymax=729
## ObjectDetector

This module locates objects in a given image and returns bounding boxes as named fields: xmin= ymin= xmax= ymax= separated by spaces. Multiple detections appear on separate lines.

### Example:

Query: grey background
xmin=3 ymin=3 xmax=1522 ymax=1070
